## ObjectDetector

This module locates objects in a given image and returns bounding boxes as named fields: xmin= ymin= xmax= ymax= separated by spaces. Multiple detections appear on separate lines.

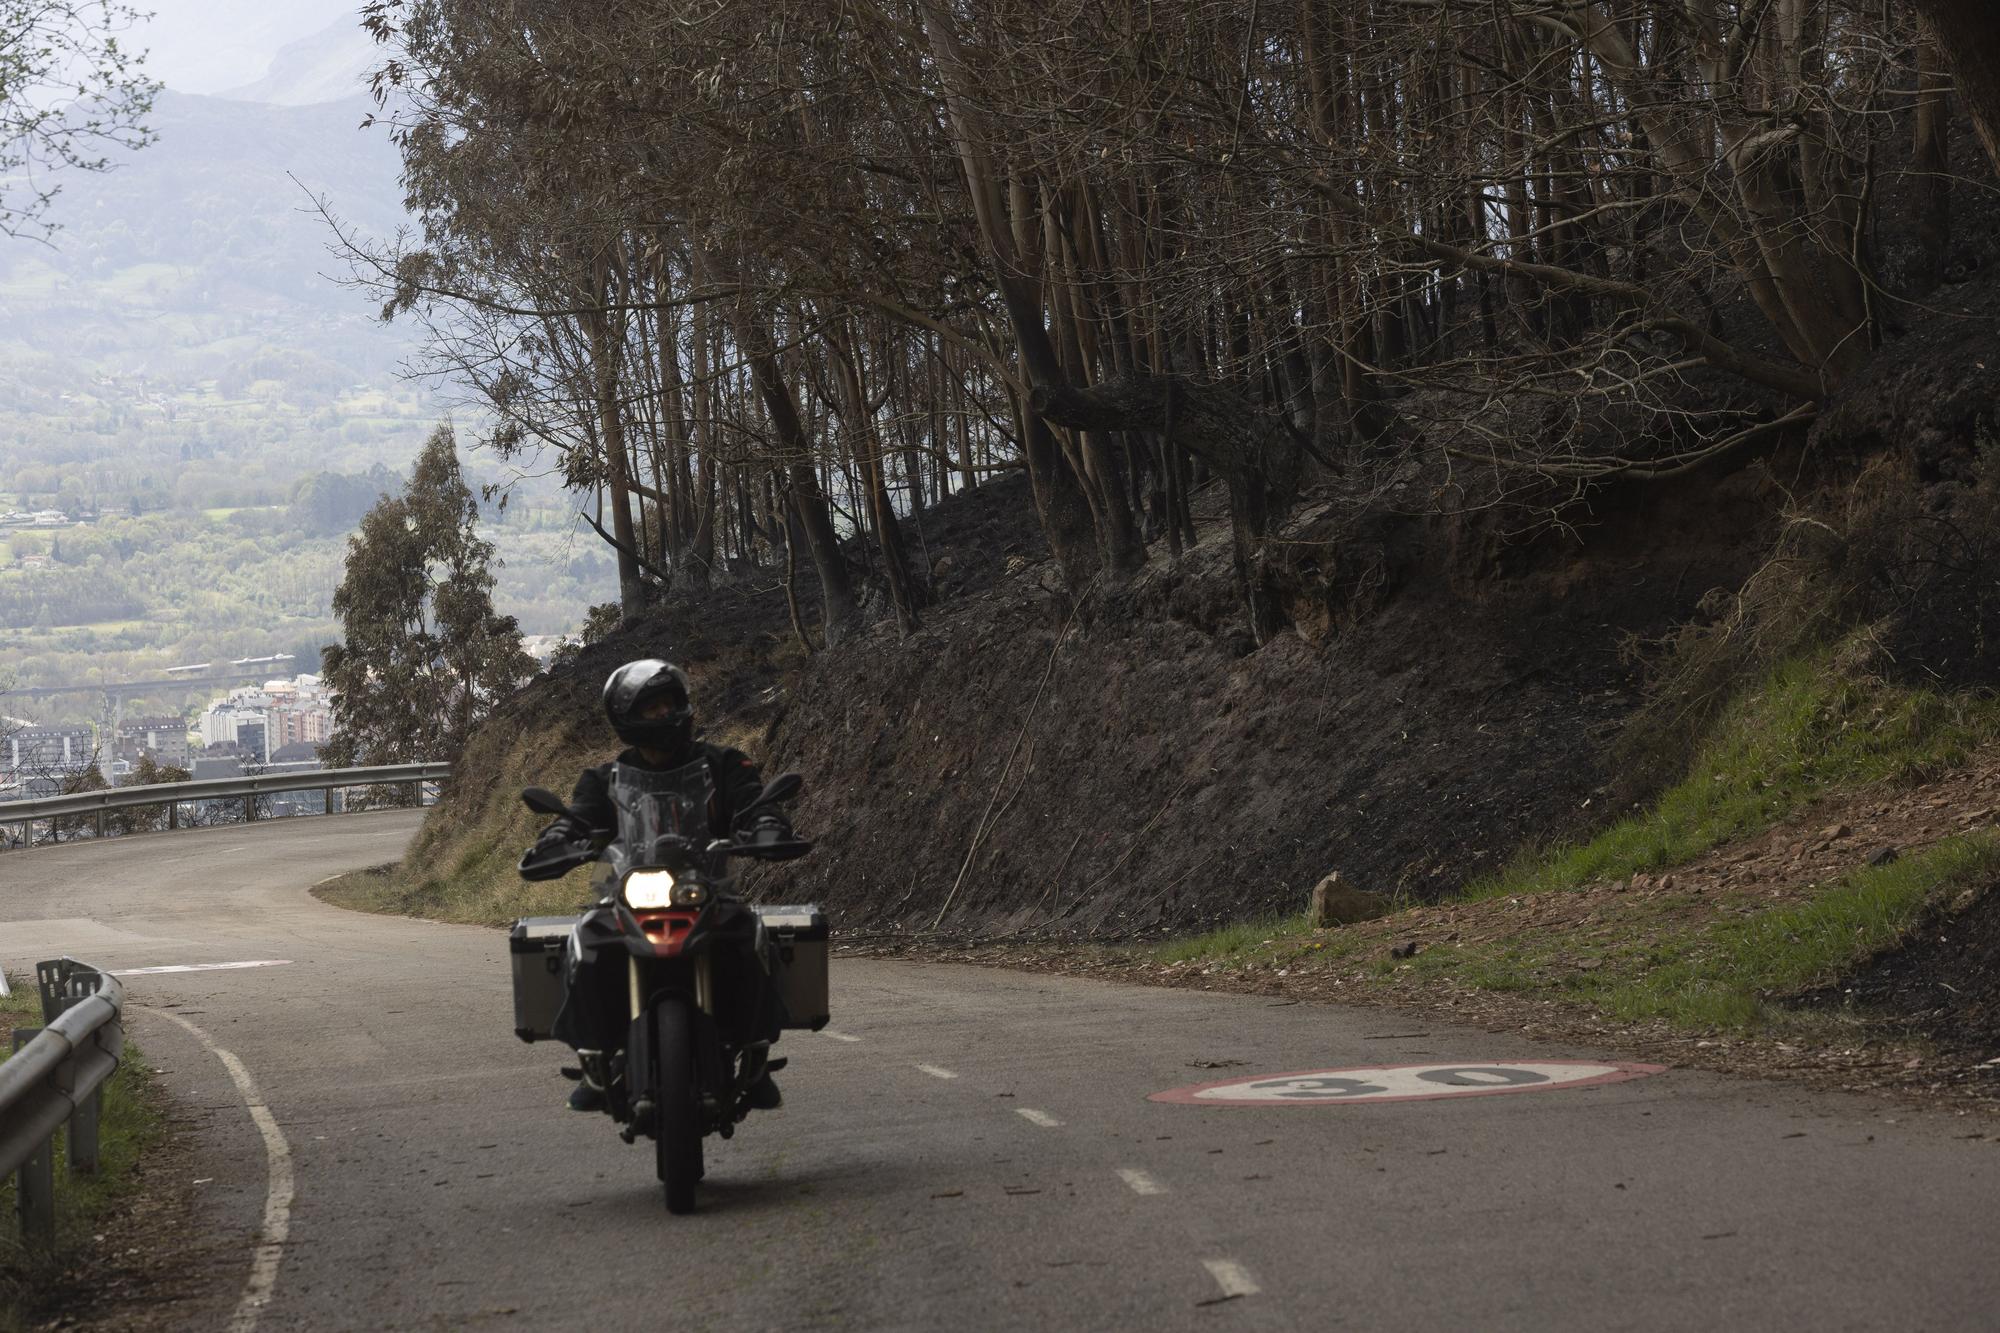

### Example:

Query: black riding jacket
xmin=554 ymin=741 xmax=766 ymax=844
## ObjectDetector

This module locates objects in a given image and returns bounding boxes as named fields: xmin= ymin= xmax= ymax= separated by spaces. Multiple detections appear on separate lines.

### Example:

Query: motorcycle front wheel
xmin=653 ymin=997 xmax=704 ymax=1214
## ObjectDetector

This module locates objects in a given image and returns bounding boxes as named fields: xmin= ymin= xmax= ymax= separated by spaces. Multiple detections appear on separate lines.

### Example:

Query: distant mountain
xmin=220 ymin=17 xmax=379 ymax=107
xmin=140 ymin=0 xmax=362 ymax=96
xmin=0 ymin=88 xmax=413 ymax=393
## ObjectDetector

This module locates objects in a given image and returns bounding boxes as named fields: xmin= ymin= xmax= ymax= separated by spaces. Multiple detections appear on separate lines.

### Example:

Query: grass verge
xmin=1399 ymin=834 xmax=2000 ymax=1031
xmin=1152 ymin=916 xmax=1317 ymax=966
xmin=1145 ymin=656 xmax=2000 ymax=1046
xmin=1140 ymin=837 xmax=1999 ymax=1045
xmin=0 ymin=977 xmax=168 ymax=1332
xmin=1471 ymin=656 xmax=2000 ymax=901
xmin=313 ymin=860 xmax=599 ymax=924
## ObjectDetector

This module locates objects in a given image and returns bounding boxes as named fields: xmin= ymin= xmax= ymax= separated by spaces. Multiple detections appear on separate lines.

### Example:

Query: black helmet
xmin=603 ymin=659 xmax=693 ymax=754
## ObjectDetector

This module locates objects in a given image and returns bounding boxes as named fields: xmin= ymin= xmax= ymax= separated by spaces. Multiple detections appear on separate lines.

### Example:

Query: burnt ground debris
xmin=1798 ymin=882 xmax=2000 ymax=1061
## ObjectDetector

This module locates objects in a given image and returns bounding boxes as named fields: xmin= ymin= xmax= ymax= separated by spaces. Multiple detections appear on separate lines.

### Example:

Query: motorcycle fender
xmin=627 ymin=909 xmax=702 ymax=959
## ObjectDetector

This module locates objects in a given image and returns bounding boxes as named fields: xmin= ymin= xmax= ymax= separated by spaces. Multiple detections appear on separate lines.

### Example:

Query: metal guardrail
xmin=1 ymin=959 xmax=125 ymax=1243
xmin=0 ymin=763 xmax=450 ymax=844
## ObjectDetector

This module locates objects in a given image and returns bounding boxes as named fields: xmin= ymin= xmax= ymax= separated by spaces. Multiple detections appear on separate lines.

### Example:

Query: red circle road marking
xmin=1149 ymin=1060 xmax=1669 ymax=1106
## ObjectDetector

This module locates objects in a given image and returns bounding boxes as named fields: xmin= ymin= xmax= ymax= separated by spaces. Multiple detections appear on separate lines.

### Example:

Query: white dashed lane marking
xmin=1116 ymin=1168 xmax=1167 ymax=1195
xmin=1202 ymin=1259 xmax=1261 ymax=1300
xmin=821 ymin=1031 xmax=862 ymax=1043
xmin=1016 ymin=1108 xmax=1062 ymax=1128
xmin=915 ymin=1064 xmax=959 ymax=1080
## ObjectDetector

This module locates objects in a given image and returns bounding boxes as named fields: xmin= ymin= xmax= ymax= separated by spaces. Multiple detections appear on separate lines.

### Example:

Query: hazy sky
xmin=134 ymin=0 xmax=359 ymax=95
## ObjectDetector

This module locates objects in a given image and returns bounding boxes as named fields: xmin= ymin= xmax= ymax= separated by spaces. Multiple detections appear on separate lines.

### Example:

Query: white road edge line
xmin=112 ymin=961 xmax=292 ymax=977
xmin=146 ymin=1007 xmax=295 ymax=1333
xmin=821 ymin=1031 xmax=862 ymax=1043
xmin=1116 ymin=1167 xmax=1167 ymax=1195
xmin=1016 ymin=1108 xmax=1062 ymax=1128
xmin=915 ymin=1063 xmax=959 ymax=1080
xmin=1202 ymin=1258 xmax=1261 ymax=1300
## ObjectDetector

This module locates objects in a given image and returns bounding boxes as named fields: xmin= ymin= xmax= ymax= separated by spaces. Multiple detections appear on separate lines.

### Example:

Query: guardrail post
xmin=11 ymin=1030 xmax=56 ymax=1243
xmin=94 ymin=808 xmax=107 ymax=839
xmin=35 ymin=959 xmax=67 ymax=1022
xmin=244 ymin=794 xmax=257 ymax=823
xmin=65 ymin=1004 xmax=100 ymax=1178
xmin=323 ymin=786 xmax=335 ymax=816
xmin=168 ymin=801 xmax=178 ymax=830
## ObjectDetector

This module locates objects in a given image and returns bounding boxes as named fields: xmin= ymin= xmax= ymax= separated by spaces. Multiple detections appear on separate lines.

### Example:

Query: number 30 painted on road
xmin=1149 ymin=1061 xmax=1665 ymax=1106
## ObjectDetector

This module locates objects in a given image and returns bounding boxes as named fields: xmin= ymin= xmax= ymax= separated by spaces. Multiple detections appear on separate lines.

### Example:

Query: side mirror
xmin=521 ymin=786 xmax=570 ymax=818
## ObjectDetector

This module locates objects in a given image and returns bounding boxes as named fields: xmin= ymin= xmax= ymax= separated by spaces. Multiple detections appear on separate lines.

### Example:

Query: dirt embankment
xmin=415 ymin=454 xmax=1782 ymax=939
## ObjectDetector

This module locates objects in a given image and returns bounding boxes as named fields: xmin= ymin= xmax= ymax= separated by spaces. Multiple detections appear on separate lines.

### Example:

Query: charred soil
xmin=412 ymin=461 xmax=1783 ymax=938
xmin=1797 ymin=881 xmax=2000 ymax=1061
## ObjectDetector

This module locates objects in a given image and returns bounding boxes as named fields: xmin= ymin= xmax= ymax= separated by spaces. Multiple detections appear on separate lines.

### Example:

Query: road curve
xmin=3 ymin=816 xmax=1995 ymax=1331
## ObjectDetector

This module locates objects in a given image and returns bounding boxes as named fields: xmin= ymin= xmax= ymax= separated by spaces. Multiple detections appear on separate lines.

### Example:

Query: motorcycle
xmin=507 ymin=759 xmax=824 ymax=1214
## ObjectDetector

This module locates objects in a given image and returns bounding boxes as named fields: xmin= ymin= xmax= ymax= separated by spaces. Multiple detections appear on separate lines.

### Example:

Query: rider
xmin=531 ymin=658 xmax=791 ymax=1113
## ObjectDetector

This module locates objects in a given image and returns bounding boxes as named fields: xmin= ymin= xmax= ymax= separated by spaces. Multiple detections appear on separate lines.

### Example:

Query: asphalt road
xmin=4 ymin=815 xmax=1996 ymax=1331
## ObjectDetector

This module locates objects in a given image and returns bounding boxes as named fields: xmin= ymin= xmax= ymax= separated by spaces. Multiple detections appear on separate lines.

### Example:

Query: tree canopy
xmin=350 ymin=1 xmax=1988 ymax=644
xmin=322 ymin=425 xmax=535 ymax=765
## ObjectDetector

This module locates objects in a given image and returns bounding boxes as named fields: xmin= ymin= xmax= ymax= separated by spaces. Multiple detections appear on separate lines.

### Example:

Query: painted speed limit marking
xmin=1150 ymin=1060 xmax=1665 ymax=1106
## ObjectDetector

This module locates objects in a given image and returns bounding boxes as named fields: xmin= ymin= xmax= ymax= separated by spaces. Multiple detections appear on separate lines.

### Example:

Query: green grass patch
xmin=1471 ymin=656 xmax=2000 ymax=900
xmin=0 ymin=977 xmax=168 ymax=1331
xmin=1595 ymin=834 xmax=2000 ymax=1029
xmin=1380 ymin=835 xmax=2000 ymax=1034
xmin=314 ymin=856 xmax=601 ymax=926
xmin=1151 ymin=915 xmax=1316 ymax=965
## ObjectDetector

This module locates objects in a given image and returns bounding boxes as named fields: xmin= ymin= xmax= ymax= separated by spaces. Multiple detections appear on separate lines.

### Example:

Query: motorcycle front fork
xmin=623 ymin=954 xmax=726 ymax=1140
xmin=628 ymin=953 xmax=713 ymax=1022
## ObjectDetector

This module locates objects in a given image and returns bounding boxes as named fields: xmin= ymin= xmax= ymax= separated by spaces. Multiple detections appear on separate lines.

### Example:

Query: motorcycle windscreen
xmin=607 ymin=758 xmax=717 ymax=862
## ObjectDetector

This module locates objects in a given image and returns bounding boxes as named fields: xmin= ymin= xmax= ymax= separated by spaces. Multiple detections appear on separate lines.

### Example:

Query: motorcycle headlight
xmin=622 ymin=870 xmax=711 ymax=911
xmin=623 ymin=869 xmax=676 ymax=910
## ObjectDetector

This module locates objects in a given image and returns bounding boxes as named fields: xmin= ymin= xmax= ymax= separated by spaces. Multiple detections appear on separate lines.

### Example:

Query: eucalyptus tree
xmin=1908 ymin=1 xmax=2000 ymax=175
xmin=322 ymin=426 xmax=535 ymax=767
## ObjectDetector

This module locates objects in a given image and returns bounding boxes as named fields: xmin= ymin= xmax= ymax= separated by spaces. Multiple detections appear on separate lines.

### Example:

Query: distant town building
xmin=4 ymin=725 xmax=96 ymax=776
xmin=200 ymin=702 xmax=264 ymax=750
xmin=113 ymin=716 xmax=192 ymax=769
xmin=195 ymin=674 xmax=335 ymax=767
xmin=269 ymin=705 xmax=333 ymax=749
xmin=191 ymin=754 xmax=245 ymax=781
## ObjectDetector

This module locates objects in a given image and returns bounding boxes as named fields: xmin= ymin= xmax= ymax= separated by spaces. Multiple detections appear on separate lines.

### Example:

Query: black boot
xmin=566 ymin=1052 xmax=609 ymax=1112
xmin=747 ymin=1071 xmax=782 ymax=1110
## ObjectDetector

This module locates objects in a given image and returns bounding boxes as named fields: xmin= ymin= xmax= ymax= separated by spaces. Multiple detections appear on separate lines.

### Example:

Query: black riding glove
xmin=533 ymin=820 xmax=581 ymax=852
